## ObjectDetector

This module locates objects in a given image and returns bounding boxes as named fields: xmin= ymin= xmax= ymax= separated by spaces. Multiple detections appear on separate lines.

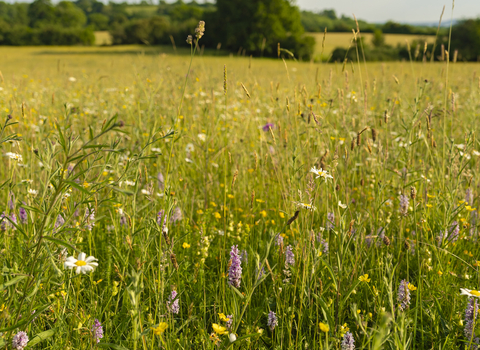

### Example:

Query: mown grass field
xmin=307 ymin=32 xmax=437 ymax=58
xmin=0 ymin=44 xmax=480 ymax=349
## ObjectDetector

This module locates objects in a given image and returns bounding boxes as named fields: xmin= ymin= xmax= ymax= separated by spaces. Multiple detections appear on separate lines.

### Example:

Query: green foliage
xmin=450 ymin=19 xmax=480 ymax=61
xmin=212 ymin=0 xmax=314 ymax=59
xmin=372 ymin=29 xmax=385 ymax=48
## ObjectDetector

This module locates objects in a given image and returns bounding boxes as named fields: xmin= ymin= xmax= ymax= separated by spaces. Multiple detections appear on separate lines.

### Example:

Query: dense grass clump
xmin=0 ymin=36 xmax=480 ymax=350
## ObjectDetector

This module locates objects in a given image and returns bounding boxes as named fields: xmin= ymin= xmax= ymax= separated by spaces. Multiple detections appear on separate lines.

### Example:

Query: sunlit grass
xmin=0 ymin=45 xmax=479 ymax=349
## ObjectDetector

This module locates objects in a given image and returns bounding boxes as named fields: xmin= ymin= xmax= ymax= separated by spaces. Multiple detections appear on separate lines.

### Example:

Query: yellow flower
xmin=259 ymin=210 xmax=267 ymax=218
xmin=279 ymin=212 xmax=285 ymax=218
xmin=359 ymin=274 xmax=371 ymax=283
xmin=227 ymin=194 xmax=234 ymax=199
xmin=214 ymin=212 xmax=221 ymax=219
xmin=182 ymin=242 xmax=191 ymax=249
xmin=437 ymin=270 xmax=443 ymax=276
xmin=197 ymin=209 xmax=204 ymax=215
xmin=407 ymin=283 xmax=417 ymax=291
xmin=152 ymin=322 xmax=168 ymax=335
xmin=218 ymin=313 xmax=230 ymax=322
xmin=212 ymin=323 xmax=228 ymax=335
xmin=319 ymin=322 xmax=329 ymax=333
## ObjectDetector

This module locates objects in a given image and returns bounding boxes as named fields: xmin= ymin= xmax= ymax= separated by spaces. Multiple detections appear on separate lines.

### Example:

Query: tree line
xmin=0 ymin=0 xmax=480 ymax=61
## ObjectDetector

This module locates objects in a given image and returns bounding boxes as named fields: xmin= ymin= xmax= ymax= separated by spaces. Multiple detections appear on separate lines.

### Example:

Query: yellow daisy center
xmin=75 ymin=260 xmax=87 ymax=266
xmin=471 ymin=290 xmax=480 ymax=297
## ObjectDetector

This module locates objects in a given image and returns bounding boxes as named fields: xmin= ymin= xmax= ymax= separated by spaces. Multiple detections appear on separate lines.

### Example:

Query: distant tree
xmin=213 ymin=0 xmax=314 ymax=59
xmin=55 ymin=1 xmax=87 ymax=28
xmin=28 ymin=0 xmax=56 ymax=28
xmin=88 ymin=13 xmax=109 ymax=30
xmin=450 ymin=19 xmax=480 ymax=61
xmin=372 ymin=29 xmax=385 ymax=47
xmin=319 ymin=9 xmax=336 ymax=20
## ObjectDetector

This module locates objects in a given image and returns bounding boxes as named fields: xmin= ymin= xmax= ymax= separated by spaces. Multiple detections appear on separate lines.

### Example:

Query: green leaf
xmin=0 ymin=275 xmax=27 ymax=291
xmin=228 ymin=285 xmax=244 ymax=299
xmin=26 ymin=329 xmax=55 ymax=348
xmin=20 ymin=204 xmax=44 ymax=215
xmin=43 ymin=236 xmax=79 ymax=252
xmin=97 ymin=343 xmax=130 ymax=350
xmin=109 ymin=187 xmax=134 ymax=196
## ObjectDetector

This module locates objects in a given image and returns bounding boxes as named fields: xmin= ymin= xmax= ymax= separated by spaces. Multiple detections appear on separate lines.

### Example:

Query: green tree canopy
xmin=213 ymin=0 xmax=314 ymax=59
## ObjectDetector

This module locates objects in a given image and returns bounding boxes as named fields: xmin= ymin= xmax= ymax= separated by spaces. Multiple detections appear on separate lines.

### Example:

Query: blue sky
xmin=296 ymin=0 xmax=480 ymax=23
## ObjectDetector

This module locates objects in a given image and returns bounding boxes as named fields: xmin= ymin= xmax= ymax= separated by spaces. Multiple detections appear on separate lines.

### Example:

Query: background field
xmin=1 ymin=46 xmax=480 ymax=349
xmin=307 ymin=32 xmax=437 ymax=57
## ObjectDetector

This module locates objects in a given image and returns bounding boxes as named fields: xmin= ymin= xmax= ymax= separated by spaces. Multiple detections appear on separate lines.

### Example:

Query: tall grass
xmin=0 ymin=25 xmax=479 ymax=349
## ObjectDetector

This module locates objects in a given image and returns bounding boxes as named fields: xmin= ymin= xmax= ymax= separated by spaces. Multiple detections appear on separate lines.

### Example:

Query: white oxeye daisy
xmin=64 ymin=252 xmax=98 ymax=274
xmin=197 ymin=133 xmax=206 ymax=142
xmin=460 ymin=288 xmax=480 ymax=298
xmin=27 ymin=189 xmax=38 ymax=196
xmin=6 ymin=152 xmax=22 ymax=162
xmin=294 ymin=202 xmax=317 ymax=211
xmin=125 ymin=180 xmax=135 ymax=186
xmin=310 ymin=167 xmax=333 ymax=182
xmin=141 ymin=189 xmax=151 ymax=195
xmin=338 ymin=201 xmax=347 ymax=209
xmin=185 ymin=143 xmax=195 ymax=153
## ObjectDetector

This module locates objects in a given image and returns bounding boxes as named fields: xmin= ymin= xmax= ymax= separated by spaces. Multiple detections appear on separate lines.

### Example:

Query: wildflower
xmin=466 ymin=188 xmax=474 ymax=205
xmin=182 ymin=242 xmax=190 ymax=249
xmin=226 ymin=315 xmax=233 ymax=330
xmin=327 ymin=212 xmax=335 ymax=229
xmin=341 ymin=332 xmax=355 ymax=350
xmin=228 ymin=245 xmax=242 ymax=288
xmin=198 ymin=133 xmax=206 ymax=142
xmin=267 ymin=311 xmax=278 ymax=331
xmin=9 ymin=213 xmax=17 ymax=229
xmin=218 ymin=313 xmax=230 ymax=322
xmin=447 ymin=221 xmax=460 ymax=242
xmin=120 ymin=216 xmax=127 ymax=226
xmin=167 ymin=290 xmax=179 ymax=314
xmin=212 ymin=323 xmax=228 ymax=335
xmin=170 ymin=207 xmax=182 ymax=224
xmin=338 ymin=200 xmax=347 ymax=209
xmin=461 ymin=289 xmax=480 ymax=298
xmin=397 ymin=279 xmax=411 ymax=311
xmin=64 ymin=252 xmax=98 ymax=274
xmin=6 ymin=152 xmax=22 ymax=162
xmin=19 ymin=207 xmax=27 ymax=224
xmin=294 ymin=202 xmax=316 ymax=211
xmin=229 ymin=333 xmax=236 ymax=342
xmin=399 ymin=195 xmax=409 ymax=216
xmin=407 ymin=283 xmax=417 ymax=291
xmin=319 ymin=322 xmax=330 ymax=332
xmin=157 ymin=172 xmax=164 ymax=190
xmin=275 ymin=234 xmax=284 ymax=246
xmin=186 ymin=143 xmax=194 ymax=153
xmin=27 ymin=188 xmax=37 ymax=196
xmin=262 ymin=123 xmax=274 ymax=132
xmin=141 ymin=189 xmax=151 ymax=195
xmin=55 ymin=214 xmax=65 ymax=230
xmin=359 ymin=274 xmax=371 ymax=283
xmin=285 ymin=245 xmax=295 ymax=267
xmin=12 ymin=331 xmax=28 ymax=350
xmin=310 ymin=166 xmax=333 ymax=182
xmin=186 ymin=35 xmax=193 ymax=44
xmin=195 ymin=20 xmax=205 ymax=39
xmin=92 ymin=319 xmax=104 ymax=343
xmin=152 ymin=322 xmax=168 ymax=335
xmin=464 ymin=298 xmax=480 ymax=347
